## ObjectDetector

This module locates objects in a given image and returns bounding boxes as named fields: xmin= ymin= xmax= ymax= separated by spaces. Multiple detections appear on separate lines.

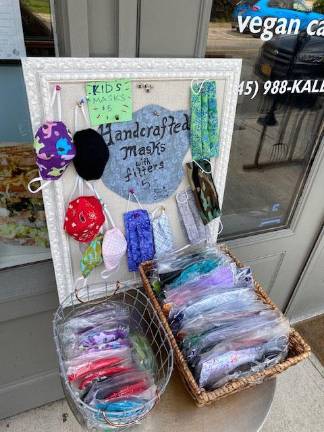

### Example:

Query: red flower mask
xmin=64 ymin=196 xmax=105 ymax=242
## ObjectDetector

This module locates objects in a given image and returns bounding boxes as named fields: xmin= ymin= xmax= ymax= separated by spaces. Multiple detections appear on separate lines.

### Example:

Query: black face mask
xmin=73 ymin=129 xmax=109 ymax=180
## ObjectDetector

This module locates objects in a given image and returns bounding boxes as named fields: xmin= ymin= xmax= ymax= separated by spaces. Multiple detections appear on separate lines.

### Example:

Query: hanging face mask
xmin=64 ymin=196 xmax=105 ymax=242
xmin=124 ymin=192 xmax=155 ymax=272
xmin=101 ymin=203 xmax=127 ymax=278
xmin=186 ymin=160 xmax=221 ymax=225
xmin=80 ymin=235 xmax=103 ymax=278
xmin=190 ymin=80 xmax=219 ymax=161
xmin=73 ymin=129 xmax=109 ymax=180
xmin=151 ymin=207 xmax=173 ymax=258
xmin=176 ymin=188 xmax=207 ymax=244
xmin=73 ymin=102 xmax=109 ymax=180
xmin=28 ymin=86 xmax=76 ymax=193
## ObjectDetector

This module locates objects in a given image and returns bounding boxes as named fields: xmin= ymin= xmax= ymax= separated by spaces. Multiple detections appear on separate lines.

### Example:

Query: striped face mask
xmin=190 ymin=80 xmax=219 ymax=160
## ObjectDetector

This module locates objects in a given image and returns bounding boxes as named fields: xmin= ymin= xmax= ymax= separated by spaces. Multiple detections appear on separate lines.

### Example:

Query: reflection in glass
xmin=207 ymin=0 xmax=324 ymax=239
xmin=20 ymin=0 xmax=55 ymax=56
xmin=0 ymin=65 xmax=49 ymax=269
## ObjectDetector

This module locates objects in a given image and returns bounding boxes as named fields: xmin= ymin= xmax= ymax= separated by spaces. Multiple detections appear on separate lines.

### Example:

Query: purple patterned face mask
xmin=28 ymin=121 xmax=75 ymax=193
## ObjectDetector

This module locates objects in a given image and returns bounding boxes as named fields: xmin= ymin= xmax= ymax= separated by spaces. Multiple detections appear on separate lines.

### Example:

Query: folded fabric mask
xmin=124 ymin=209 xmax=155 ymax=272
xmin=64 ymin=196 xmax=105 ymax=242
xmin=73 ymin=128 xmax=109 ymax=180
xmin=80 ymin=235 xmax=103 ymax=279
xmin=190 ymin=80 xmax=219 ymax=160
xmin=28 ymin=121 xmax=75 ymax=193
xmin=101 ymin=225 xmax=127 ymax=276
xmin=151 ymin=208 xmax=173 ymax=259
xmin=176 ymin=188 xmax=207 ymax=244
xmin=186 ymin=160 xmax=221 ymax=225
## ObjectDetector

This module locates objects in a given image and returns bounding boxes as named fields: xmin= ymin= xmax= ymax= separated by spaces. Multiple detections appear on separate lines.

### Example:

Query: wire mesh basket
xmin=53 ymin=280 xmax=173 ymax=431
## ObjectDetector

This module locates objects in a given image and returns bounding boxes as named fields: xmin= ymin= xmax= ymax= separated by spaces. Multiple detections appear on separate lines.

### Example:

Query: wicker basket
xmin=139 ymin=245 xmax=311 ymax=407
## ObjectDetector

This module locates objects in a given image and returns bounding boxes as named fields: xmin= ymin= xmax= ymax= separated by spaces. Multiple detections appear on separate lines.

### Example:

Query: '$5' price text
xmin=238 ymin=80 xmax=324 ymax=100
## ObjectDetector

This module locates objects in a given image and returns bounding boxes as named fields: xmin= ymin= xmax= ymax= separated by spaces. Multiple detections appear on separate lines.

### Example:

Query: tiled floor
xmin=0 ymin=355 xmax=323 ymax=432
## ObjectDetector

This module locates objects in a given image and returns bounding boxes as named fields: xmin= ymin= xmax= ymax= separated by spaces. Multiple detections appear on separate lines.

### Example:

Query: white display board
xmin=0 ymin=0 xmax=26 ymax=59
xmin=22 ymin=58 xmax=241 ymax=303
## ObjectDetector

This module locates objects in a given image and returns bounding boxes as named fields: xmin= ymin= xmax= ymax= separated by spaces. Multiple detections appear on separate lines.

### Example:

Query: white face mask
xmin=101 ymin=227 xmax=127 ymax=277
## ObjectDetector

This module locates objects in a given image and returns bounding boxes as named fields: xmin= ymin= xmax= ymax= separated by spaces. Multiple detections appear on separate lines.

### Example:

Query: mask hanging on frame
xmin=176 ymin=188 xmax=208 ymax=244
xmin=190 ymin=80 xmax=219 ymax=161
xmin=150 ymin=206 xmax=174 ymax=258
xmin=186 ymin=160 xmax=221 ymax=225
xmin=28 ymin=85 xmax=76 ymax=193
xmin=123 ymin=190 xmax=155 ymax=272
xmin=73 ymin=100 xmax=109 ymax=181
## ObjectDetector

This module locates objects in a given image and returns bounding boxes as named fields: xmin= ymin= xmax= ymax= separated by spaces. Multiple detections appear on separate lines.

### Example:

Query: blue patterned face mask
xmin=151 ymin=207 xmax=173 ymax=258
xmin=123 ymin=192 xmax=155 ymax=272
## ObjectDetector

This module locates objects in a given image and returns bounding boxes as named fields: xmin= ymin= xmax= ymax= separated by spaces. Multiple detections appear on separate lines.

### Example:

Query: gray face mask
xmin=176 ymin=188 xmax=207 ymax=244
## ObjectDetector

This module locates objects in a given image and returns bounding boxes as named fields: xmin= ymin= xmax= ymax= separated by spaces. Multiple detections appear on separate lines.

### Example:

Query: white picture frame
xmin=22 ymin=57 xmax=241 ymax=303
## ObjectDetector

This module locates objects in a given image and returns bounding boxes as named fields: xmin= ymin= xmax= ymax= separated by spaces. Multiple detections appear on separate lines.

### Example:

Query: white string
xmin=74 ymin=105 xmax=79 ymax=133
xmin=81 ymin=103 xmax=89 ymax=125
xmin=191 ymin=79 xmax=207 ymax=95
xmin=50 ymin=85 xmax=62 ymax=121
xmin=27 ymin=177 xmax=51 ymax=194
xmin=86 ymin=181 xmax=116 ymax=228
xmin=74 ymin=276 xmax=87 ymax=291
xmin=74 ymin=100 xmax=90 ymax=132
xmin=151 ymin=205 xmax=165 ymax=219
xmin=127 ymin=192 xmax=144 ymax=211
xmin=193 ymin=159 xmax=212 ymax=174
xmin=218 ymin=218 xmax=224 ymax=235
xmin=57 ymin=89 xmax=62 ymax=121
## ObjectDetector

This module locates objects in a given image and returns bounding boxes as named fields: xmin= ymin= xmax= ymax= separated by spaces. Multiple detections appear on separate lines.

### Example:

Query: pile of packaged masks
xmin=60 ymin=302 xmax=157 ymax=426
xmin=153 ymin=244 xmax=290 ymax=390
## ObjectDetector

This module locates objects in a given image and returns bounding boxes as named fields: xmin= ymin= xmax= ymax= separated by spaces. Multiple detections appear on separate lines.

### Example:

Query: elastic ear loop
xmin=67 ymin=175 xmax=83 ymax=204
xmin=27 ymin=177 xmax=51 ymax=194
xmin=191 ymin=79 xmax=207 ymax=95
xmin=218 ymin=218 xmax=224 ymax=235
xmin=50 ymin=84 xmax=62 ymax=121
xmin=74 ymin=99 xmax=90 ymax=133
xmin=193 ymin=159 xmax=212 ymax=174
xmin=150 ymin=205 xmax=165 ymax=220
xmin=74 ymin=276 xmax=87 ymax=296
xmin=85 ymin=181 xmax=116 ymax=231
xmin=126 ymin=191 xmax=144 ymax=212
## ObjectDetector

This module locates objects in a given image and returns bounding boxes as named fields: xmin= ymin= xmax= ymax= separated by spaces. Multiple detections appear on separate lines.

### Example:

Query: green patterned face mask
xmin=190 ymin=80 xmax=219 ymax=160
xmin=80 ymin=235 xmax=103 ymax=278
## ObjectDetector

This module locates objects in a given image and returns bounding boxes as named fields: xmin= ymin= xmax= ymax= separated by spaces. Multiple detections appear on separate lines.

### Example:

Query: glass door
xmin=206 ymin=0 xmax=324 ymax=310
xmin=207 ymin=0 xmax=323 ymax=239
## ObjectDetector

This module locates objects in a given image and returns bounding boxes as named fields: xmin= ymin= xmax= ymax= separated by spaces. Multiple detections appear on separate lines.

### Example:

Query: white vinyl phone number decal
xmin=238 ymin=80 xmax=324 ymax=100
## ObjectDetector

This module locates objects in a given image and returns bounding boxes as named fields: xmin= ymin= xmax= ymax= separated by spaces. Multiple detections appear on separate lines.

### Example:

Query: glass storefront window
xmin=207 ymin=0 xmax=324 ymax=240
xmin=20 ymin=0 xmax=55 ymax=56
xmin=0 ymin=1 xmax=55 ymax=268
